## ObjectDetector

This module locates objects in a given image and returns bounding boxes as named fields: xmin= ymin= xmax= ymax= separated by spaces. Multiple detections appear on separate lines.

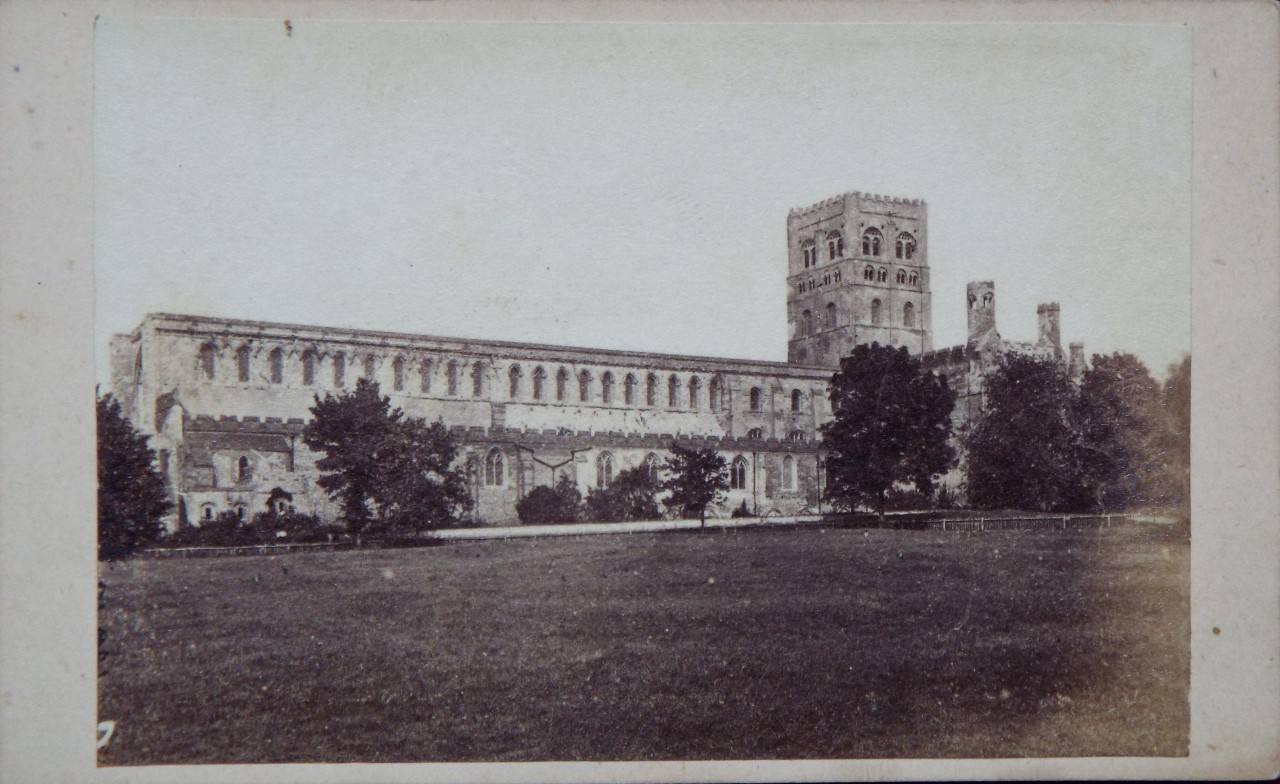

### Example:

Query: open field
xmin=98 ymin=524 xmax=1188 ymax=764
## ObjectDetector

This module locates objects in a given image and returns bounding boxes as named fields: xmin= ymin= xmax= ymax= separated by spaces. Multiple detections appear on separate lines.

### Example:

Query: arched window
xmin=801 ymin=310 xmax=813 ymax=335
xmin=783 ymin=455 xmax=797 ymax=490
xmin=863 ymin=265 xmax=875 ymax=281
xmin=237 ymin=455 xmax=252 ymax=483
xmin=201 ymin=504 xmax=215 ymax=522
xmin=896 ymin=232 xmax=916 ymax=260
xmin=363 ymin=355 xmax=376 ymax=380
xmin=871 ymin=299 xmax=882 ymax=326
xmin=668 ymin=375 xmax=681 ymax=408
xmin=471 ymin=362 xmax=484 ymax=397
xmin=420 ymin=359 xmax=433 ymax=393
xmin=983 ymin=292 xmax=993 ymax=307
xmin=730 ymin=456 xmax=749 ymax=490
xmin=801 ymin=241 xmax=816 ymax=269
xmin=834 ymin=269 xmax=842 ymax=283
xmin=788 ymin=430 xmax=807 ymax=442
xmin=876 ymin=267 xmax=887 ymax=283
xmin=508 ymin=364 xmax=522 ymax=399
xmin=484 ymin=449 xmax=504 ymax=486
xmin=302 ymin=350 xmax=317 ymax=386
xmin=709 ymin=376 xmax=722 ymax=410
xmin=826 ymin=302 xmax=837 ymax=329
xmin=904 ymin=302 xmax=916 ymax=328
xmin=578 ymin=369 xmax=592 ymax=402
xmin=237 ymin=346 xmax=251 ymax=382
xmin=393 ymin=357 xmax=405 ymax=391
xmin=862 ymin=228 xmax=883 ymax=256
xmin=896 ymin=269 xmax=907 ymax=285
xmin=807 ymin=277 xmax=815 ymax=291
xmin=532 ymin=366 xmax=546 ymax=400
xmin=624 ymin=374 xmax=637 ymax=405
xmin=601 ymin=371 xmax=615 ymax=404
xmin=556 ymin=367 xmax=569 ymax=401
xmin=199 ymin=343 xmax=217 ymax=381
xmin=827 ymin=231 xmax=844 ymax=260
xmin=749 ymin=387 xmax=762 ymax=412
xmin=268 ymin=348 xmax=283 ymax=384
xmin=596 ymin=452 xmax=615 ymax=488
xmin=334 ymin=354 xmax=346 ymax=387
xmin=688 ymin=376 xmax=701 ymax=410
xmin=909 ymin=271 xmax=919 ymax=286
xmin=791 ymin=389 xmax=802 ymax=412
xmin=446 ymin=361 xmax=459 ymax=396
xmin=644 ymin=453 xmax=661 ymax=480
xmin=746 ymin=427 xmax=765 ymax=440
xmin=646 ymin=373 xmax=658 ymax=406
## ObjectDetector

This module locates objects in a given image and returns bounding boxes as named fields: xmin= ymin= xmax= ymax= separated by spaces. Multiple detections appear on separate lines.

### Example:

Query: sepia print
xmin=86 ymin=11 xmax=1204 ymax=774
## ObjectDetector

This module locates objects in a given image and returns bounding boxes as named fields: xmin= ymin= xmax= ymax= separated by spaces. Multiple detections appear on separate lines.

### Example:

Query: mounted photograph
xmin=93 ymin=18 xmax=1192 ymax=766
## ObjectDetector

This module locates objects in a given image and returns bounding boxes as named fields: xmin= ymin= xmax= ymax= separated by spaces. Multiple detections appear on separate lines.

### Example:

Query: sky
xmin=94 ymin=19 xmax=1191 ymax=381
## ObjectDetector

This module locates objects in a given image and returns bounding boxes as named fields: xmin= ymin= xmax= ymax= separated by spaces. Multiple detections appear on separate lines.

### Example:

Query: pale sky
xmin=94 ymin=19 xmax=1191 ymax=382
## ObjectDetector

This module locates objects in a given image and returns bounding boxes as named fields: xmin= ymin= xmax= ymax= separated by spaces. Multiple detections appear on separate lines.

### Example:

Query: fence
xmin=929 ymin=514 xmax=1131 ymax=532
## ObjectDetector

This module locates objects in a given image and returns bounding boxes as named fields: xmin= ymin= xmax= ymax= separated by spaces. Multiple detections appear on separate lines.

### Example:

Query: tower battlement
xmin=788 ymin=191 xmax=926 ymax=222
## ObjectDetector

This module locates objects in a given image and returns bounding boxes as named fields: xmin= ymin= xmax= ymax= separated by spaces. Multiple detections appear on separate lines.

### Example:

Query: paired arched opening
xmin=730 ymin=456 xmax=749 ymax=490
xmin=484 ymin=449 xmax=505 ymax=486
xmin=861 ymin=228 xmax=883 ymax=256
xmin=596 ymin=452 xmax=615 ymax=489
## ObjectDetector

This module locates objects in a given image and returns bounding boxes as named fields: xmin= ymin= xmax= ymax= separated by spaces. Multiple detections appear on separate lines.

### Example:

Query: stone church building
xmin=109 ymin=190 xmax=1078 ymax=527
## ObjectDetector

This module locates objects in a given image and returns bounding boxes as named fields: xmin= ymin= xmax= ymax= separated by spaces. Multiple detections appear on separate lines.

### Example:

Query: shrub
xmin=584 ymin=467 xmax=663 ymax=523
xmin=730 ymin=500 xmax=752 ymax=518
xmin=516 ymin=476 xmax=582 ymax=525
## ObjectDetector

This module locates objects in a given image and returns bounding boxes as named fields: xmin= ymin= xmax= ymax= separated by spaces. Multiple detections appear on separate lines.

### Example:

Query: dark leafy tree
xmin=516 ymin=475 xmax=582 ymax=525
xmin=820 ymin=343 xmax=956 ymax=516
xmin=1162 ymin=355 xmax=1191 ymax=510
xmin=97 ymin=392 xmax=172 ymax=561
xmin=966 ymin=354 xmax=1083 ymax=511
xmin=662 ymin=444 xmax=728 ymax=527
xmin=303 ymin=378 xmax=467 ymax=537
xmin=585 ymin=466 xmax=663 ymax=522
xmin=1075 ymin=352 xmax=1166 ymax=511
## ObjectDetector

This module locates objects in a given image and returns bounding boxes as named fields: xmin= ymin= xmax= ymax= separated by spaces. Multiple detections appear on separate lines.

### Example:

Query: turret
xmin=966 ymin=281 xmax=998 ymax=351
xmin=1068 ymin=342 xmax=1087 ymax=379
xmin=1036 ymin=302 xmax=1062 ymax=360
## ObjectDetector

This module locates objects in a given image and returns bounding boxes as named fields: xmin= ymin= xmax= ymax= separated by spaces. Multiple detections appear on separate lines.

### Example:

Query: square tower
xmin=786 ymin=191 xmax=932 ymax=367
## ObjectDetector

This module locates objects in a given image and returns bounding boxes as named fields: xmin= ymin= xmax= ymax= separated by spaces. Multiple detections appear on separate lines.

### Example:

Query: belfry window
xmin=801 ymin=242 xmax=816 ymax=268
xmin=827 ymin=231 xmax=844 ymax=260
xmin=532 ymin=367 xmax=546 ymax=400
xmin=509 ymin=365 xmax=522 ymax=399
xmin=730 ymin=456 xmax=748 ymax=490
xmin=393 ymin=357 xmax=405 ymax=391
xmin=863 ymin=265 xmax=875 ymax=281
xmin=896 ymin=269 xmax=907 ymax=285
xmin=484 ymin=449 xmax=504 ymax=486
xmin=904 ymin=302 xmax=916 ymax=328
xmin=876 ymin=267 xmax=888 ymax=283
xmin=199 ymin=343 xmax=217 ymax=381
xmin=871 ymin=299 xmax=882 ymax=326
xmin=601 ymin=371 xmax=615 ymax=404
xmin=896 ymin=232 xmax=916 ymax=260
xmin=596 ymin=452 xmax=615 ymax=489
xmin=909 ymin=271 xmax=919 ymax=286
xmin=862 ymin=228 xmax=883 ymax=256
xmin=237 ymin=346 xmax=251 ymax=383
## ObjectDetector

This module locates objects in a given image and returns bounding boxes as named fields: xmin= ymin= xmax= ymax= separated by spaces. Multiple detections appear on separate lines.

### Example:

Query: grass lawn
xmin=98 ymin=524 xmax=1188 ymax=764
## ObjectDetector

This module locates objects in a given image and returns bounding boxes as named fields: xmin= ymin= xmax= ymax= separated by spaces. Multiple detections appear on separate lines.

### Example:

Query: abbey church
xmin=109 ymin=191 xmax=1080 ymax=527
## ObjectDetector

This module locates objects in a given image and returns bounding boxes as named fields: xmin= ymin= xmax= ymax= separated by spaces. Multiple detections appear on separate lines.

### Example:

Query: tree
xmin=966 ymin=354 xmax=1083 ymax=511
xmin=820 ymin=343 xmax=956 ymax=516
xmin=662 ymin=444 xmax=728 ymax=527
xmin=97 ymin=392 xmax=171 ymax=561
xmin=303 ymin=378 xmax=467 ymax=537
xmin=1074 ymin=352 xmax=1166 ymax=511
xmin=585 ymin=466 xmax=663 ymax=522
xmin=516 ymin=475 xmax=582 ymax=525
